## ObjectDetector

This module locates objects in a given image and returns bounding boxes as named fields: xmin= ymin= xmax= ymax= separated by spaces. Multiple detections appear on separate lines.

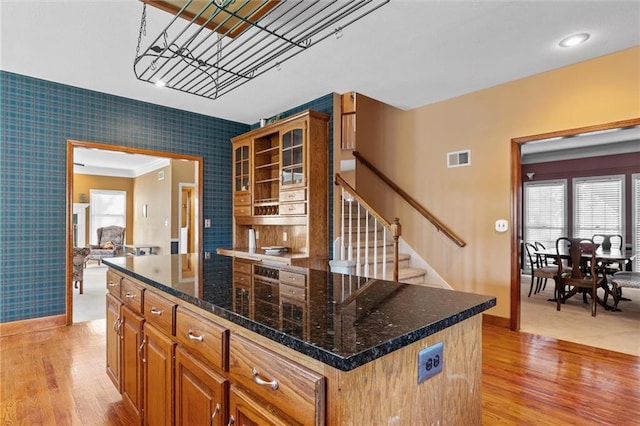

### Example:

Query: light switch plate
xmin=418 ymin=342 xmax=443 ymax=384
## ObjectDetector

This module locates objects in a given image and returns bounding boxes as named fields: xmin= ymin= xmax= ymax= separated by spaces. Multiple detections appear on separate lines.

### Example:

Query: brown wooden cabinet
xmin=108 ymin=268 xmax=325 ymax=425
xmin=143 ymin=322 xmax=175 ymax=426
xmin=121 ymin=305 xmax=145 ymax=423
xmin=225 ymin=110 xmax=329 ymax=269
xmin=174 ymin=346 xmax=228 ymax=426
xmin=106 ymin=292 xmax=122 ymax=392
xmin=228 ymin=333 xmax=326 ymax=425
xmin=228 ymin=385 xmax=294 ymax=426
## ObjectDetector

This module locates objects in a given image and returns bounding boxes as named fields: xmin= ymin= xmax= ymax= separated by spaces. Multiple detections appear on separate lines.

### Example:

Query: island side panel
xmin=324 ymin=315 xmax=482 ymax=425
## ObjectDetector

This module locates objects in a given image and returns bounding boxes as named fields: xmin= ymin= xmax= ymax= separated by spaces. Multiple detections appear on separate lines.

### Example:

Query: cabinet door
xmin=228 ymin=385 xmax=293 ymax=426
xmin=175 ymin=346 xmax=227 ymax=426
xmin=144 ymin=322 xmax=175 ymax=426
xmin=121 ymin=305 xmax=145 ymax=423
xmin=106 ymin=293 xmax=122 ymax=392
xmin=233 ymin=141 xmax=251 ymax=193
xmin=280 ymin=123 xmax=306 ymax=188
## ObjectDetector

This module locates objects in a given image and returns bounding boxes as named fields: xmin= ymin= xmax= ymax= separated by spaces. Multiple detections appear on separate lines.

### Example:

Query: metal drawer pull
xmin=227 ymin=415 xmax=235 ymax=426
xmin=150 ymin=308 xmax=163 ymax=315
xmin=124 ymin=293 xmax=136 ymax=299
xmin=187 ymin=329 xmax=204 ymax=342
xmin=139 ymin=340 xmax=146 ymax=363
xmin=107 ymin=281 xmax=117 ymax=287
xmin=252 ymin=367 xmax=279 ymax=390
xmin=210 ymin=403 xmax=220 ymax=426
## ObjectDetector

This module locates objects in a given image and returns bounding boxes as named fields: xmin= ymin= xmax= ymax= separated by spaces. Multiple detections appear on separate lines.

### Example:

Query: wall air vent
xmin=447 ymin=150 xmax=471 ymax=168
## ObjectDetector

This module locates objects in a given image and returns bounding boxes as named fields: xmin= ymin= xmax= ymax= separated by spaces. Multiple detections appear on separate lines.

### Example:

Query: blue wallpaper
xmin=0 ymin=70 xmax=334 ymax=323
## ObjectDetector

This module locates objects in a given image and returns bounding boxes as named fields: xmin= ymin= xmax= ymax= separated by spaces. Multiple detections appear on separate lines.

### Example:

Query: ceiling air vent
xmin=447 ymin=150 xmax=471 ymax=168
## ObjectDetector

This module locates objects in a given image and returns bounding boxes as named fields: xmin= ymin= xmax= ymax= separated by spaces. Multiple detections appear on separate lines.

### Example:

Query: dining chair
xmin=608 ymin=271 xmax=640 ymax=311
xmin=555 ymin=237 xmax=608 ymax=316
xmin=592 ymin=233 xmax=625 ymax=274
xmin=524 ymin=243 xmax=557 ymax=297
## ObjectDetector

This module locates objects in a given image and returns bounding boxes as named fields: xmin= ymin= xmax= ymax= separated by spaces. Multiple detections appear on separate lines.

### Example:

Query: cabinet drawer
xmin=176 ymin=307 xmax=228 ymax=371
xmin=279 ymin=202 xmax=306 ymax=215
xmin=229 ymin=385 xmax=297 ymax=426
xmin=233 ymin=259 xmax=253 ymax=275
xmin=121 ymin=278 xmax=144 ymax=314
xmin=234 ymin=193 xmax=251 ymax=206
xmin=279 ymin=270 xmax=306 ymax=287
xmin=106 ymin=270 xmax=122 ymax=297
xmin=234 ymin=205 xmax=252 ymax=217
xmin=234 ymin=271 xmax=251 ymax=287
xmin=229 ymin=334 xmax=325 ymax=426
xmin=279 ymin=189 xmax=306 ymax=203
xmin=143 ymin=290 xmax=176 ymax=336
xmin=279 ymin=283 xmax=306 ymax=302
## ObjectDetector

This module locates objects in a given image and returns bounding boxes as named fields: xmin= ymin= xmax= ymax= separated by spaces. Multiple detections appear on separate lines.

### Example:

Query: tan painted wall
xmin=356 ymin=47 xmax=640 ymax=319
xmin=133 ymin=166 xmax=172 ymax=254
xmin=73 ymin=174 xmax=134 ymax=244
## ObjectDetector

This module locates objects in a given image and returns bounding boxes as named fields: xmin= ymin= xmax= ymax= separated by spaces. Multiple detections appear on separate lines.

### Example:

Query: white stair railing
xmin=335 ymin=174 xmax=401 ymax=282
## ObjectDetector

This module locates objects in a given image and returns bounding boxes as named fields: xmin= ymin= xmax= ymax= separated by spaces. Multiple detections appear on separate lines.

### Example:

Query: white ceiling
xmin=2 ymin=0 xmax=639 ymax=125
xmin=73 ymin=147 xmax=170 ymax=177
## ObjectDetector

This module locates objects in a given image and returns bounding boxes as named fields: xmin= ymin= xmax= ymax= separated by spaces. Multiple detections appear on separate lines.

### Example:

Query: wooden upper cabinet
xmin=341 ymin=92 xmax=356 ymax=150
xmin=280 ymin=122 xmax=306 ymax=188
xmin=227 ymin=110 xmax=329 ymax=265
xmin=233 ymin=141 xmax=251 ymax=194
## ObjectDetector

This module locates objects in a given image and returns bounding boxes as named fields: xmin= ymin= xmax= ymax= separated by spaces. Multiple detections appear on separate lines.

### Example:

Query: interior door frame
xmin=66 ymin=140 xmax=204 ymax=325
xmin=178 ymin=183 xmax=196 ymax=253
xmin=509 ymin=117 xmax=640 ymax=331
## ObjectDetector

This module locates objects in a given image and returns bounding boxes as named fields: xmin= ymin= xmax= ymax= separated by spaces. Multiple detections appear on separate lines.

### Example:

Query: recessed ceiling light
xmin=155 ymin=80 xmax=166 ymax=87
xmin=559 ymin=33 xmax=590 ymax=48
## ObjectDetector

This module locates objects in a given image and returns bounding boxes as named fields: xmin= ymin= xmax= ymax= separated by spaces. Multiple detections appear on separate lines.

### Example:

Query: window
xmin=573 ymin=175 xmax=624 ymax=241
xmin=633 ymin=174 xmax=640 ymax=272
xmin=523 ymin=180 xmax=567 ymax=252
xmin=89 ymin=190 xmax=126 ymax=245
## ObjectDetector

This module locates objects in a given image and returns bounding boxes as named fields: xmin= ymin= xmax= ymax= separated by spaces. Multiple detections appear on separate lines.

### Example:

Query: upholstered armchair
xmin=73 ymin=247 xmax=91 ymax=294
xmin=85 ymin=226 xmax=126 ymax=267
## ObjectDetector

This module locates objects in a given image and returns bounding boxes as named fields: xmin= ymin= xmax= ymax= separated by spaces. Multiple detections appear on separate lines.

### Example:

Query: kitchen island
xmin=104 ymin=253 xmax=495 ymax=425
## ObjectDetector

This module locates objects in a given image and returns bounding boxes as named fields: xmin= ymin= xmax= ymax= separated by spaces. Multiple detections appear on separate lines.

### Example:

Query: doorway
xmin=66 ymin=140 xmax=203 ymax=325
xmin=510 ymin=118 xmax=640 ymax=332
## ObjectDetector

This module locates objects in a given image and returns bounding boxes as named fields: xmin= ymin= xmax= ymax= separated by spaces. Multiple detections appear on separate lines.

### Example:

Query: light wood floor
xmin=2 ymin=320 xmax=639 ymax=425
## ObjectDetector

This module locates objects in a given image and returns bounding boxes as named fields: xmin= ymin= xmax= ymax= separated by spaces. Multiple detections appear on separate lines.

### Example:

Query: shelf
xmin=255 ymin=162 xmax=279 ymax=170
xmin=255 ymin=146 xmax=279 ymax=156
xmin=255 ymin=178 xmax=279 ymax=184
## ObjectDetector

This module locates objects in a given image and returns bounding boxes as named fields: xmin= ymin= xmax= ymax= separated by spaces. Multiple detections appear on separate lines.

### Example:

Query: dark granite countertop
xmin=104 ymin=253 xmax=495 ymax=371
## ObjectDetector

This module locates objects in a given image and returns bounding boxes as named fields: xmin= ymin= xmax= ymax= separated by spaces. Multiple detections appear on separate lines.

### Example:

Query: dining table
xmin=533 ymin=246 xmax=636 ymax=309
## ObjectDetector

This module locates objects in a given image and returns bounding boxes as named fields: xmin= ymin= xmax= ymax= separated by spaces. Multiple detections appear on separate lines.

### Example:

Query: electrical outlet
xmin=204 ymin=219 xmax=211 ymax=228
xmin=495 ymin=219 xmax=508 ymax=233
xmin=417 ymin=342 xmax=443 ymax=384
xmin=283 ymin=231 xmax=288 ymax=242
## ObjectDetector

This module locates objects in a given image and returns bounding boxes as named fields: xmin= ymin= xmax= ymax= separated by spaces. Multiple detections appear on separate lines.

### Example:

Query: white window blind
xmin=524 ymin=180 xmax=567 ymax=251
xmin=633 ymin=174 xmax=640 ymax=272
xmin=573 ymin=175 xmax=624 ymax=240
xmin=89 ymin=190 xmax=126 ymax=245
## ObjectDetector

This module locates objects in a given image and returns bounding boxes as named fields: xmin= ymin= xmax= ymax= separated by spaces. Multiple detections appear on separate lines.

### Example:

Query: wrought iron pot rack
xmin=134 ymin=0 xmax=390 ymax=100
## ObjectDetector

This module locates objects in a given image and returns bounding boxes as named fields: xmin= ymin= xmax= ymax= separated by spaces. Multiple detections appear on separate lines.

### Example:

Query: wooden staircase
xmin=336 ymin=200 xmax=430 ymax=285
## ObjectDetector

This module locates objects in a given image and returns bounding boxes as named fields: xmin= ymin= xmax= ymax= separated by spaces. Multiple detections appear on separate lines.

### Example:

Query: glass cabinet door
xmin=234 ymin=143 xmax=250 ymax=192
xmin=280 ymin=126 xmax=304 ymax=187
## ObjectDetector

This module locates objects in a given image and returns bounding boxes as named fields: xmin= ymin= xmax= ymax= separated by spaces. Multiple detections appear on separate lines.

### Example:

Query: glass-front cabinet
xmin=233 ymin=141 xmax=251 ymax=217
xmin=280 ymin=124 xmax=305 ymax=188
xmin=226 ymin=110 xmax=329 ymax=268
